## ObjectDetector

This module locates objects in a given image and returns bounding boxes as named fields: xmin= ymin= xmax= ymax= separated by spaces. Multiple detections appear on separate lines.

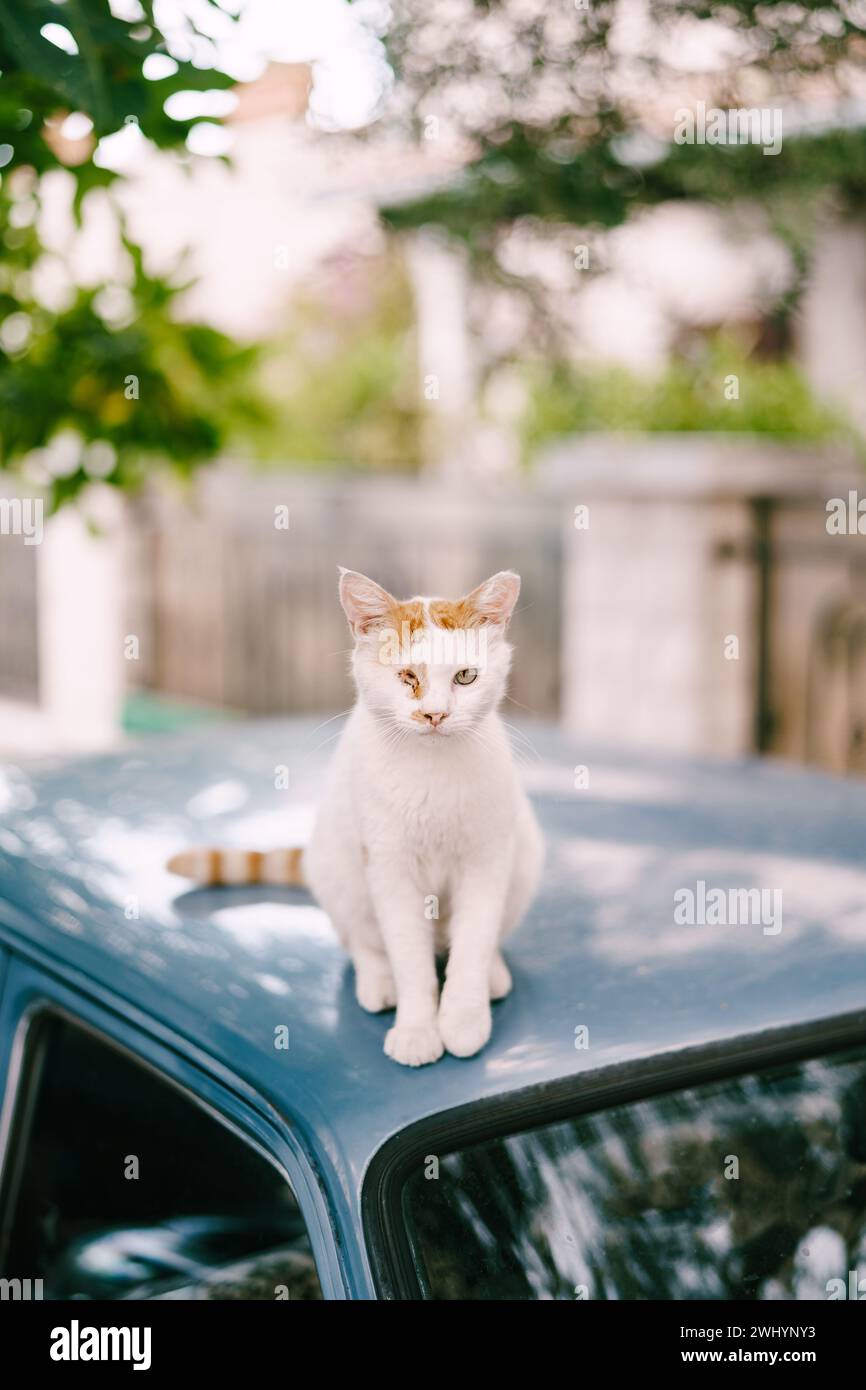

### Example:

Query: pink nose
xmin=423 ymin=712 xmax=448 ymax=727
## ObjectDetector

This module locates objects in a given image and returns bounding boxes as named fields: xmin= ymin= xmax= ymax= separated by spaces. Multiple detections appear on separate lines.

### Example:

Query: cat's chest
xmin=355 ymin=754 xmax=507 ymax=849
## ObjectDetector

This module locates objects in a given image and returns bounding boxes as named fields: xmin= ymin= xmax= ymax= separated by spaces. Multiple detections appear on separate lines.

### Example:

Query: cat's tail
xmin=166 ymin=847 xmax=305 ymax=888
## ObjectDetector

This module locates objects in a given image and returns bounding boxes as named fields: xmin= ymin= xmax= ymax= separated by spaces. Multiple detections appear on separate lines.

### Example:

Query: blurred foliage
xmin=383 ymin=1 xmax=866 ymax=302
xmin=244 ymin=256 xmax=422 ymax=471
xmin=519 ymin=337 xmax=858 ymax=460
xmin=0 ymin=0 xmax=267 ymax=509
xmin=385 ymin=125 xmax=866 ymax=245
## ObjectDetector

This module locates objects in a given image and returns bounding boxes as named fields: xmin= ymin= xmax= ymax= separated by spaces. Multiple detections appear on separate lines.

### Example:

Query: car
xmin=1 ymin=717 xmax=865 ymax=1301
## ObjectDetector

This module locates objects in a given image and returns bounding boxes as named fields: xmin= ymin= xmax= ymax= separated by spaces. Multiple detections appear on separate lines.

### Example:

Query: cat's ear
xmin=462 ymin=571 xmax=521 ymax=627
xmin=338 ymin=567 xmax=395 ymax=636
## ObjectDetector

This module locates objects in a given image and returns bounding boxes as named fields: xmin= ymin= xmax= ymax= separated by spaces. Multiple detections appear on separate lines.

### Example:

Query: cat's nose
xmin=423 ymin=711 xmax=448 ymax=727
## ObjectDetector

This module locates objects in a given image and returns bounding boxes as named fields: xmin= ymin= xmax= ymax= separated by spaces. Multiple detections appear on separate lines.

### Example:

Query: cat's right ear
xmin=338 ymin=568 xmax=395 ymax=636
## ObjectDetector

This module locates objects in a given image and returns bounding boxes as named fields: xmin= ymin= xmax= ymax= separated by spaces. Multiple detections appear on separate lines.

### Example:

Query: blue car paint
xmin=1 ymin=718 xmax=866 ymax=1298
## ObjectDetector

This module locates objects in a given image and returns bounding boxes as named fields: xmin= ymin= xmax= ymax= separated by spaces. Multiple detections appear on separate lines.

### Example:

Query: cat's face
xmin=339 ymin=569 xmax=520 ymax=739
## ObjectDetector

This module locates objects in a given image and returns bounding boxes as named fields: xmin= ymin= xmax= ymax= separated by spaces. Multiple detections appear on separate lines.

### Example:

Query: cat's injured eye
xmin=454 ymin=669 xmax=478 ymax=685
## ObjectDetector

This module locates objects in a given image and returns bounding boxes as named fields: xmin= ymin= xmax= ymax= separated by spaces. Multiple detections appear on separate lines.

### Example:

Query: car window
xmin=401 ymin=1047 xmax=866 ymax=1300
xmin=0 ymin=1012 xmax=322 ymax=1300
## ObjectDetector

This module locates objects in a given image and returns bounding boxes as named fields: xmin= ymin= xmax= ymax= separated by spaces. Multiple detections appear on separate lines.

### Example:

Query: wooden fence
xmin=4 ymin=451 xmax=866 ymax=777
xmin=126 ymin=469 xmax=564 ymax=719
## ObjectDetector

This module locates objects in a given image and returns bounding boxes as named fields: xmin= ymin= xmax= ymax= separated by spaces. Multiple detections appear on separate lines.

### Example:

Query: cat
xmin=168 ymin=568 xmax=544 ymax=1066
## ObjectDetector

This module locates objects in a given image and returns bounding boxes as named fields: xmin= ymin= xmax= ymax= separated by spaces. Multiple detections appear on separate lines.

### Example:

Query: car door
xmin=0 ymin=954 xmax=344 ymax=1300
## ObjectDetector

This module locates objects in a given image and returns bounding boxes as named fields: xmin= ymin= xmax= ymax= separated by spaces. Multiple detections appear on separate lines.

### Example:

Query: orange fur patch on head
xmin=428 ymin=597 xmax=489 ymax=630
xmin=389 ymin=599 xmax=425 ymax=635
xmin=430 ymin=572 xmax=520 ymax=631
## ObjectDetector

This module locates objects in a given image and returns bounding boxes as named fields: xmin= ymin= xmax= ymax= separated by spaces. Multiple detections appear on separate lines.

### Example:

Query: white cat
xmin=168 ymin=568 xmax=544 ymax=1066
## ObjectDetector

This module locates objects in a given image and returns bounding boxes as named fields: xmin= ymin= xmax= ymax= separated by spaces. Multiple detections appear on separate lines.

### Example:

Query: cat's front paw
xmin=384 ymin=1022 xmax=444 ymax=1067
xmin=438 ymin=999 xmax=492 ymax=1058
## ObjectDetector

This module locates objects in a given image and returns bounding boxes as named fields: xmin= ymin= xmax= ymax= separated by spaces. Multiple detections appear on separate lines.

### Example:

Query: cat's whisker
xmin=501 ymin=720 xmax=541 ymax=761
xmin=303 ymin=715 xmax=355 ymax=760
xmin=500 ymin=715 xmax=540 ymax=744
xmin=302 ymin=730 xmax=347 ymax=760
xmin=458 ymin=725 xmax=499 ymax=759
xmin=308 ymin=708 xmax=353 ymax=738
xmin=503 ymin=692 xmax=540 ymax=716
xmin=375 ymin=717 xmax=413 ymax=757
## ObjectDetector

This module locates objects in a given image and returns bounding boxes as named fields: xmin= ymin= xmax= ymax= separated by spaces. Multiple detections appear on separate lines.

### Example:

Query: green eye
xmin=454 ymin=669 xmax=478 ymax=686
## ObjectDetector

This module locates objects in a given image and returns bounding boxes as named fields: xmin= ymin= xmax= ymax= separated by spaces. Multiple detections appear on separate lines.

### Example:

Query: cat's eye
xmin=399 ymin=669 xmax=417 ymax=686
xmin=454 ymin=669 xmax=478 ymax=686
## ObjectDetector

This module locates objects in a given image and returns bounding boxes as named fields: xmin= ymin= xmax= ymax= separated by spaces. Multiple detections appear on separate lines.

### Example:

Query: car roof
xmin=1 ymin=718 xmax=866 ymax=1208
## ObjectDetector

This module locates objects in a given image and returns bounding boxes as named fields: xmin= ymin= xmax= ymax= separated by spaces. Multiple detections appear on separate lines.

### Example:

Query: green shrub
xmin=519 ymin=340 xmax=859 ymax=461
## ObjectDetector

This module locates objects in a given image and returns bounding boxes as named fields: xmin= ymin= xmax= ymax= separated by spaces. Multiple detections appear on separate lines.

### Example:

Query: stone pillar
xmin=404 ymin=229 xmax=478 ymax=479
xmin=561 ymin=493 xmax=755 ymax=758
xmin=544 ymin=434 xmax=860 ymax=762
xmin=799 ymin=215 xmax=866 ymax=436
xmin=36 ymin=492 xmax=125 ymax=752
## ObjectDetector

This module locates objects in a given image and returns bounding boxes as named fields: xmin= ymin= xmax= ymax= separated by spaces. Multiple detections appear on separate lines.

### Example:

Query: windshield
xmin=401 ymin=1048 xmax=866 ymax=1299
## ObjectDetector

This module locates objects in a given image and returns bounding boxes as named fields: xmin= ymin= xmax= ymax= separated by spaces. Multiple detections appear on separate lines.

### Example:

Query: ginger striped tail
xmin=166 ymin=847 xmax=305 ymax=888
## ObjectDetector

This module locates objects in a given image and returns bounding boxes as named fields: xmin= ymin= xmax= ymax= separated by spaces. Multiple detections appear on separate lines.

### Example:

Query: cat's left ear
xmin=463 ymin=571 xmax=521 ymax=627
